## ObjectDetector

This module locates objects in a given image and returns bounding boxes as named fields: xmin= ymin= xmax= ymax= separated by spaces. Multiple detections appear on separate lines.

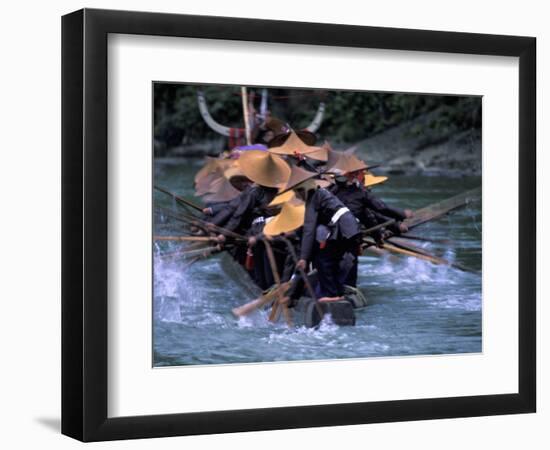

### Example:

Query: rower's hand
xmin=404 ymin=209 xmax=414 ymax=219
xmin=216 ymin=234 xmax=226 ymax=244
xmin=202 ymin=207 xmax=213 ymax=215
xmin=247 ymin=236 xmax=257 ymax=247
xmin=398 ymin=222 xmax=409 ymax=233
xmin=296 ymin=259 xmax=307 ymax=271
xmin=381 ymin=229 xmax=393 ymax=240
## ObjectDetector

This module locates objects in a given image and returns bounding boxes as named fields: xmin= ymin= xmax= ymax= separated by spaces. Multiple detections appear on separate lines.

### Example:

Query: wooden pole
xmin=263 ymin=239 xmax=292 ymax=327
xmin=154 ymin=185 xmax=203 ymax=212
xmin=154 ymin=235 xmax=215 ymax=242
xmin=241 ymin=86 xmax=252 ymax=145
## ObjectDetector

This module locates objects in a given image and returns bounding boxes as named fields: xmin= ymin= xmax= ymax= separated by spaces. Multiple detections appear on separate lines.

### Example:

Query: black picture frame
xmin=62 ymin=8 xmax=536 ymax=442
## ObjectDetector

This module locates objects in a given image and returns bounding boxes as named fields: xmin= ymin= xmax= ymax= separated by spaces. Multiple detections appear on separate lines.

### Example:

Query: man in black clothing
xmin=328 ymin=154 xmax=413 ymax=287
xmin=215 ymin=150 xmax=291 ymax=289
xmin=283 ymin=166 xmax=361 ymax=300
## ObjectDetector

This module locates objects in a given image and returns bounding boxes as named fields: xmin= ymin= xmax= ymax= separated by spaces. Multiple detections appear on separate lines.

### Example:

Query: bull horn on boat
xmin=196 ymin=89 xmax=326 ymax=137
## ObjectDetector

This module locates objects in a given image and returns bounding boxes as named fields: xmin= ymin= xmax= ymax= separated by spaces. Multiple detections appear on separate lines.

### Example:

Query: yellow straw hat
xmin=364 ymin=173 xmax=388 ymax=187
xmin=223 ymin=165 xmax=251 ymax=189
xmin=268 ymin=132 xmax=319 ymax=156
xmin=268 ymin=190 xmax=295 ymax=206
xmin=237 ymin=150 xmax=291 ymax=188
xmin=263 ymin=202 xmax=306 ymax=236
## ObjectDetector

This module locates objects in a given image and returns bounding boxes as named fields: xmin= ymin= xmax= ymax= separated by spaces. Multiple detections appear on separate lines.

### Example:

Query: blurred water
xmin=153 ymin=160 xmax=482 ymax=366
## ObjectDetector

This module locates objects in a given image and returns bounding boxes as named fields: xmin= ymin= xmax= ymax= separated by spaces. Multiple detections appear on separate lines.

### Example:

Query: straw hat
xmin=364 ymin=173 xmax=388 ymax=188
xmin=223 ymin=165 xmax=250 ymax=188
xmin=237 ymin=150 xmax=291 ymax=188
xmin=268 ymin=190 xmax=295 ymax=206
xmin=267 ymin=129 xmax=317 ymax=148
xmin=305 ymin=141 xmax=332 ymax=162
xmin=194 ymin=158 xmax=232 ymax=184
xmin=202 ymin=177 xmax=241 ymax=203
xmin=279 ymin=164 xmax=318 ymax=194
xmin=268 ymin=131 xmax=319 ymax=156
xmin=327 ymin=151 xmax=369 ymax=175
xmin=263 ymin=202 xmax=306 ymax=236
xmin=194 ymin=158 xmax=235 ymax=196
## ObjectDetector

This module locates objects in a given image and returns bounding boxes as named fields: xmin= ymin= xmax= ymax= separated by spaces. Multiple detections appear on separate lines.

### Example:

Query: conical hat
xmin=268 ymin=190 xmax=295 ymax=206
xmin=268 ymin=130 xmax=317 ymax=150
xmin=327 ymin=152 xmax=369 ymax=174
xmin=194 ymin=158 xmax=232 ymax=184
xmin=223 ymin=165 xmax=250 ymax=187
xmin=237 ymin=150 xmax=291 ymax=188
xmin=364 ymin=173 xmax=388 ymax=187
xmin=194 ymin=158 xmax=235 ymax=196
xmin=201 ymin=176 xmax=241 ymax=203
xmin=268 ymin=132 xmax=318 ymax=156
xmin=263 ymin=202 xmax=306 ymax=236
xmin=279 ymin=164 xmax=318 ymax=193
xmin=305 ymin=141 xmax=332 ymax=162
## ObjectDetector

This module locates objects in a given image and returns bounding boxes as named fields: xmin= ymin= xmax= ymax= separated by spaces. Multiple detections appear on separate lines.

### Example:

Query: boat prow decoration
xmin=197 ymin=89 xmax=326 ymax=141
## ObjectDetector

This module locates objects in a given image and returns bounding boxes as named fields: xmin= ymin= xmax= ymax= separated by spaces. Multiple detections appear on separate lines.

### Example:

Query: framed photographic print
xmin=62 ymin=8 xmax=536 ymax=442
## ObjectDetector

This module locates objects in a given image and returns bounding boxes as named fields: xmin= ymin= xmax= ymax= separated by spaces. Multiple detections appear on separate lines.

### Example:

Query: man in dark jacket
xmin=283 ymin=166 xmax=361 ymax=300
xmin=215 ymin=151 xmax=291 ymax=289
xmin=327 ymin=153 xmax=413 ymax=287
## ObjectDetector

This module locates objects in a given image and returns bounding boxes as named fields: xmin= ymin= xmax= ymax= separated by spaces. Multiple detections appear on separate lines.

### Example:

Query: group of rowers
xmin=194 ymin=118 xmax=413 ymax=305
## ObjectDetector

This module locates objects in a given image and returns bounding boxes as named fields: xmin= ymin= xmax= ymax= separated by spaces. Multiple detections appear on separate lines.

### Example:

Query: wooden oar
xmin=232 ymin=282 xmax=291 ymax=317
xmin=154 ymin=185 xmax=203 ymax=212
xmin=155 ymin=206 xmax=203 ymax=231
xmin=362 ymin=218 xmax=395 ymax=237
xmin=181 ymin=256 xmax=201 ymax=271
xmin=154 ymin=235 xmax=216 ymax=242
xmin=156 ymin=205 xmax=246 ymax=242
xmin=381 ymin=241 xmax=476 ymax=273
xmin=166 ymin=205 xmax=248 ymax=242
xmin=387 ymin=237 xmax=437 ymax=258
xmin=381 ymin=242 xmax=444 ymax=264
xmin=159 ymin=245 xmax=223 ymax=260
xmin=362 ymin=187 xmax=481 ymax=238
xmin=263 ymin=239 xmax=292 ymax=326
xmin=404 ymin=187 xmax=481 ymax=230
xmin=277 ymin=236 xmax=325 ymax=321
xmin=157 ymin=242 xmax=208 ymax=258
xmin=394 ymin=234 xmax=454 ymax=245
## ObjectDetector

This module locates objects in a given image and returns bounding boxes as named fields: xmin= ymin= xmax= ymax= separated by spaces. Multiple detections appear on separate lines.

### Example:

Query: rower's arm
xmin=365 ymin=192 xmax=407 ymax=221
xmin=224 ymin=188 xmax=256 ymax=232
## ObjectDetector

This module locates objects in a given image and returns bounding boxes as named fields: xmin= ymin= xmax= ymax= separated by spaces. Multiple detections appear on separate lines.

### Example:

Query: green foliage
xmin=154 ymin=84 xmax=481 ymax=154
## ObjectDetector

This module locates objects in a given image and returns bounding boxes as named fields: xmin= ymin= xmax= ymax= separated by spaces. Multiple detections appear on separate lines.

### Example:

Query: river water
xmin=153 ymin=159 xmax=482 ymax=366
